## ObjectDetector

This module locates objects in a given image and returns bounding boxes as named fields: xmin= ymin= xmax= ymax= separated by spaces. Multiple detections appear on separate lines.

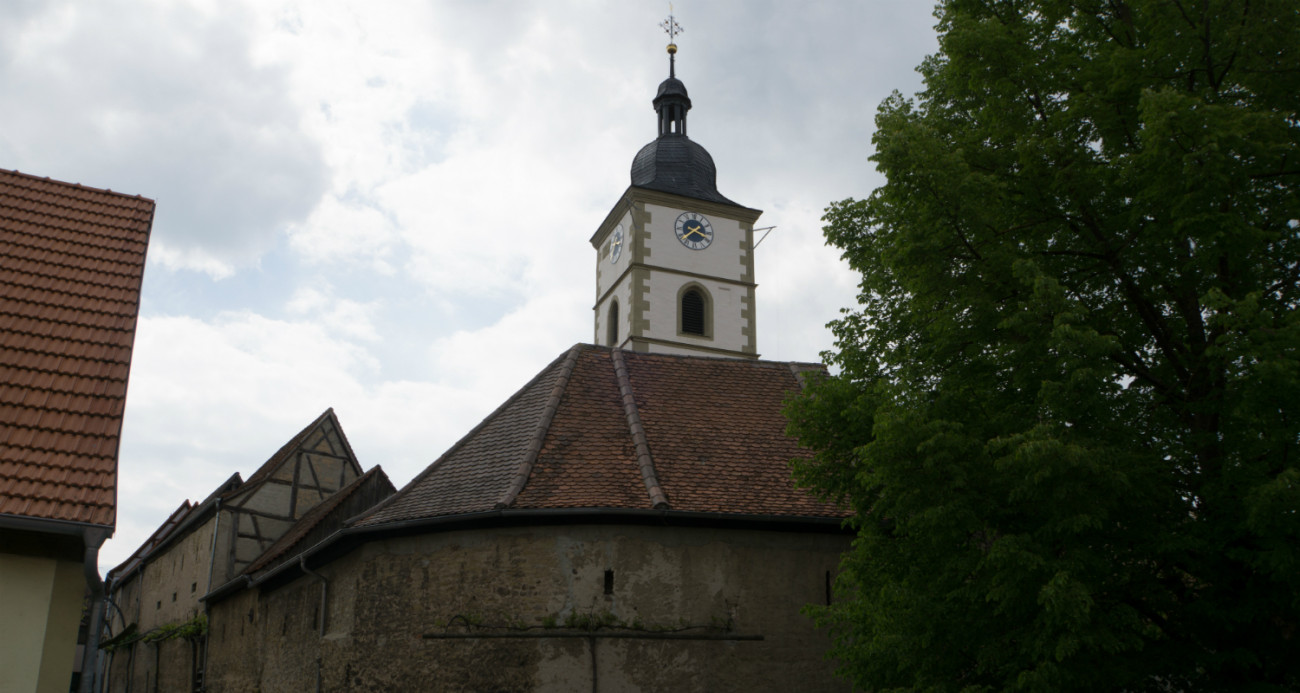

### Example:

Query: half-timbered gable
xmin=104 ymin=409 xmax=368 ymax=693
xmin=214 ymin=408 xmax=363 ymax=584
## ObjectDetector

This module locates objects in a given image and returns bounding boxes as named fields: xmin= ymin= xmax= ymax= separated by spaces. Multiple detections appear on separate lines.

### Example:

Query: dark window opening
xmin=608 ymin=301 xmax=619 ymax=346
xmin=825 ymin=571 xmax=832 ymax=606
xmin=172 ymin=592 xmax=177 ymax=602
xmin=604 ymin=569 xmax=615 ymax=595
xmin=191 ymin=582 xmax=197 ymax=593
xmin=681 ymin=289 xmax=705 ymax=335
xmin=156 ymin=601 xmax=161 ymax=610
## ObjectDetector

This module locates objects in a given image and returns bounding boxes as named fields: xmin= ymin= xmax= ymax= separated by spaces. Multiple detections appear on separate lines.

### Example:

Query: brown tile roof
xmin=0 ymin=169 xmax=154 ymax=528
xmin=355 ymin=345 xmax=843 ymax=527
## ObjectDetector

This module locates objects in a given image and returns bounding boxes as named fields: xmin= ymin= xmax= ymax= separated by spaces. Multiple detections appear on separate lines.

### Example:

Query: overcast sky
xmin=0 ymin=0 xmax=940 ymax=573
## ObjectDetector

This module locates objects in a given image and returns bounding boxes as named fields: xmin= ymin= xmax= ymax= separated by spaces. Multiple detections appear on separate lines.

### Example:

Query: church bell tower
xmin=590 ymin=14 xmax=763 ymax=359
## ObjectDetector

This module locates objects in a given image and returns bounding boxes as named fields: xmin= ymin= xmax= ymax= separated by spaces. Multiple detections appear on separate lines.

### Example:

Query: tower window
xmin=608 ymin=300 xmax=619 ymax=346
xmin=681 ymin=287 xmax=706 ymax=336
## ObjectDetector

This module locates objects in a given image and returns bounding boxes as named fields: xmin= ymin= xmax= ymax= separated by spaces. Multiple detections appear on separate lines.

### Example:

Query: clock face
xmin=675 ymin=212 xmax=713 ymax=250
xmin=610 ymin=224 xmax=624 ymax=264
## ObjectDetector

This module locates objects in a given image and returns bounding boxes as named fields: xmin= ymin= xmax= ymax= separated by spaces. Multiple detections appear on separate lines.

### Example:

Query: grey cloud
xmin=0 ymin=1 xmax=326 ymax=268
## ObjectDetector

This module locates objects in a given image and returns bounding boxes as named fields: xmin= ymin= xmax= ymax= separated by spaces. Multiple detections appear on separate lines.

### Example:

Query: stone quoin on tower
xmin=591 ymin=13 xmax=764 ymax=359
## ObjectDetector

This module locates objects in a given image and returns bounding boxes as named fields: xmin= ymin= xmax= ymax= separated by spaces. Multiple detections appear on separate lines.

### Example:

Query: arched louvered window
xmin=607 ymin=300 xmax=619 ymax=346
xmin=681 ymin=288 xmax=706 ymax=336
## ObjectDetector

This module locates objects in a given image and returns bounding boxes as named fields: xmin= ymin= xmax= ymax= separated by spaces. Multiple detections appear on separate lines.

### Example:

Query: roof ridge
xmin=322 ymin=408 xmax=364 ymax=478
xmin=0 ymin=168 xmax=158 ymax=204
xmin=611 ymin=348 xmax=669 ymax=510
xmin=787 ymin=362 xmax=823 ymax=389
xmin=495 ymin=344 xmax=583 ymax=510
xmin=352 ymin=346 xmax=583 ymax=526
xmin=107 ymin=500 xmax=193 ymax=578
xmin=222 ymin=408 xmax=336 ymax=500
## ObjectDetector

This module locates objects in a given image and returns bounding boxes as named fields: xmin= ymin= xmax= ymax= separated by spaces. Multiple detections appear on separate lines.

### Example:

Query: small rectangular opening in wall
xmin=604 ymin=569 xmax=614 ymax=595
xmin=172 ymin=592 xmax=177 ymax=602
xmin=191 ymin=582 xmax=197 ymax=593
xmin=156 ymin=601 xmax=161 ymax=610
xmin=825 ymin=571 xmax=832 ymax=606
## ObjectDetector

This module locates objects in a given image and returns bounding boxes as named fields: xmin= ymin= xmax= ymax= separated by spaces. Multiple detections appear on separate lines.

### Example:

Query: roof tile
xmin=0 ymin=169 xmax=153 ymax=527
xmin=354 ymin=345 xmax=845 ymax=528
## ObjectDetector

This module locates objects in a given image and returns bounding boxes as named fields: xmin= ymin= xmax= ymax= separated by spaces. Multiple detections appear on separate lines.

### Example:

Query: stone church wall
xmin=205 ymin=523 xmax=850 ymax=693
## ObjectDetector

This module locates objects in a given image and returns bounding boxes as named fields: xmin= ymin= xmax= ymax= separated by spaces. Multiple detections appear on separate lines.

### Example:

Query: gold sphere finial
xmin=667 ymin=43 xmax=677 ymax=55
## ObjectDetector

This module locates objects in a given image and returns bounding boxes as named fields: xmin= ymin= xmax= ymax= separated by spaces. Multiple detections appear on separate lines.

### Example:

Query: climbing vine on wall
xmin=101 ymin=613 xmax=208 ymax=651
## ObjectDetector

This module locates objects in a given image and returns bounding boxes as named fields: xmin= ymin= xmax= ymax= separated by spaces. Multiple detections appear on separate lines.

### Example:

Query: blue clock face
xmin=610 ymin=224 xmax=624 ymax=264
xmin=675 ymin=212 xmax=713 ymax=250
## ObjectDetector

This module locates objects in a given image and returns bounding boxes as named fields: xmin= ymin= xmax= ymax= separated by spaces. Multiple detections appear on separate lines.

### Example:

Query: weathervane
xmin=660 ymin=6 xmax=683 ymax=77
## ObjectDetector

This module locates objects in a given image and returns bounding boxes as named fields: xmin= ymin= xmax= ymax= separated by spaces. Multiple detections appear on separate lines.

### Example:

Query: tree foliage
xmin=787 ymin=1 xmax=1299 ymax=690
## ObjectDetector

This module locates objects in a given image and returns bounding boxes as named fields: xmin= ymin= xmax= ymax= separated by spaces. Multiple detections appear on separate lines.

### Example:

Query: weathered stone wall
xmin=206 ymin=588 xmax=265 ymax=692
xmin=105 ymin=515 xmax=216 ymax=693
xmin=106 ymin=637 xmax=196 ymax=693
xmin=206 ymin=523 xmax=850 ymax=692
xmin=140 ymin=515 xmax=216 ymax=630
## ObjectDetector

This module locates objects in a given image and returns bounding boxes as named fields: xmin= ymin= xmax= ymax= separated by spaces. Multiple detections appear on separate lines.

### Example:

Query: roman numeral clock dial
xmin=674 ymin=212 xmax=713 ymax=250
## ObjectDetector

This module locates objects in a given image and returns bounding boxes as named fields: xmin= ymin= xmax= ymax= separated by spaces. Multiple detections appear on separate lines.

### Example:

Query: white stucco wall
xmin=593 ymin=197 xmax=758 ymax=355
xmin=640 ymin=203 xmax=749 ymax=283
xmin=594 ymin=209 xmax=635 ymax=303
xmin=643 ymin=270 xmax=751 ymax=354
xmin=594 ymin=281 xmax=634 ymax=348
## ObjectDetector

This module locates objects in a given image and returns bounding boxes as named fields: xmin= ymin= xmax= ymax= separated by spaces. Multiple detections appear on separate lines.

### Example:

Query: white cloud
xmin=286 ymin=285 xmax=383 ymax=342
xmin=4 ymin=1 xmax=943 ymax=573
xmin=0 ymin=0 xmax=328 ymax=272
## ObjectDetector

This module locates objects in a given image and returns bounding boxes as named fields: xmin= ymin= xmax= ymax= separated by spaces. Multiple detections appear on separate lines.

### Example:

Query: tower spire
xmin=660 ymin=8 xmax=682 ymax=78
xmin=653 ymin=8 xmax=690 ymax=138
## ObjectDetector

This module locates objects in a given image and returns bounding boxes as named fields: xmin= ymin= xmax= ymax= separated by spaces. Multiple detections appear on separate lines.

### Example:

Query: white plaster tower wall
xmin=589 ymin=32 xmax=763 ymax=359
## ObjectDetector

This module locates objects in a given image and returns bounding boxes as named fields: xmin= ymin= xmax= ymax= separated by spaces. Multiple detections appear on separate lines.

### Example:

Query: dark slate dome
xmin=631 ymin=137 xmax=735 ymax=206
xmin=632 ymin=64 xmax=737 ymax=206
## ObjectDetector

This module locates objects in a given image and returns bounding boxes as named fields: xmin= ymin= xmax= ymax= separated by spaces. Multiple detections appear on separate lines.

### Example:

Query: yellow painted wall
xmin=0 ymin=553 xmax=85 ymax=693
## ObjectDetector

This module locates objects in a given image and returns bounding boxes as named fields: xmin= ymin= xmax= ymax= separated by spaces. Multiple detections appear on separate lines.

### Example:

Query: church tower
xmin=590 ymin=15 xmax=763 ymax=359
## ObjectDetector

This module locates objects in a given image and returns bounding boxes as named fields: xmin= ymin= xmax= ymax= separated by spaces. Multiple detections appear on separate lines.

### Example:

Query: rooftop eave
xmin=0 ymin=513 xmax=113 ymax=548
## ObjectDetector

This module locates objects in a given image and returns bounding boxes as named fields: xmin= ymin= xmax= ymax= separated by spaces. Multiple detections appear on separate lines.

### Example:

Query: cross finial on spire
xmin=660 ymin=6 xmax=683 ymax=77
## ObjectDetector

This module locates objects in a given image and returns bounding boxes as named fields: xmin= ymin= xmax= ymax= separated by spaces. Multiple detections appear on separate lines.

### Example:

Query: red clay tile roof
xmin=0 ymin=169 xmax=154 ymax=528
xmin=355 ymin=345 xmax=843 ymax=527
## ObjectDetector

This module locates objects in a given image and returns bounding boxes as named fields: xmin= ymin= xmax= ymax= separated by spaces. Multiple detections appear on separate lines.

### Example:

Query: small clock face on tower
xmin=610 ymin=224 xmax=624 ymax=264
xmin=675 ymin=212 xmax=713 ymax=250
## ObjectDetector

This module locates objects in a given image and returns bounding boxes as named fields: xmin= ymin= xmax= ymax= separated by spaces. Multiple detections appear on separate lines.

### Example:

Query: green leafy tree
xmin=787 ymin=1 xmax=1299 ymax=690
